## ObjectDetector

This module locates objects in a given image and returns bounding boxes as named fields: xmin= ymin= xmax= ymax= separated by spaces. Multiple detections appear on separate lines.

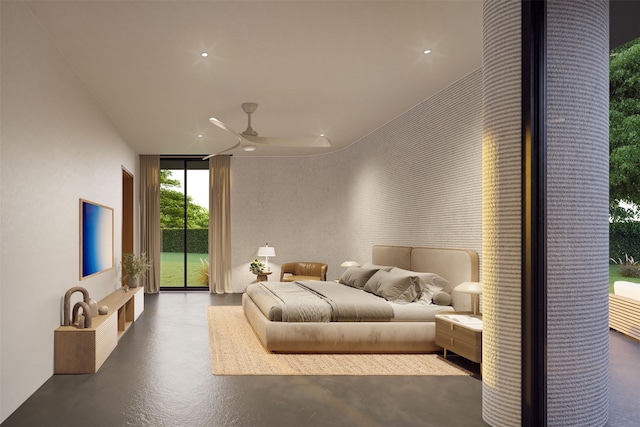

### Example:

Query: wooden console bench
xmin=609 ymin=293 xmax=640 ymax=342
xmin=54 ymin=286 xmax=144 ymax=374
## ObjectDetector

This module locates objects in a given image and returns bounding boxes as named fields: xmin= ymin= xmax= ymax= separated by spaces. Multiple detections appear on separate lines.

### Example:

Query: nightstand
xmin=435 ymin=313 xmax=482 ymax=367
xmin=255 ymin=271 xmax=272 ymax=282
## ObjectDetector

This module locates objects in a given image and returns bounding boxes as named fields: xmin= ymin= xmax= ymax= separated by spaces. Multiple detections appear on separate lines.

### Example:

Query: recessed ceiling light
xmin=198 ymin=134 xmax=203 ymax=138
xmin=320 ymin=133 xmax=325 ymax=137
xmin=201 ymin=52 xmax=209 ymax=57
xmin=423 ymin=49 xmax=432 ymax=55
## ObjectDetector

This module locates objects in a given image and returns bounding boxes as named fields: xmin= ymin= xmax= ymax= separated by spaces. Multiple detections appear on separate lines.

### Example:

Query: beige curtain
xmin=209 ymin=155 xmax=232 ymax=293
xmin=139 ymin=155 xmax=161 ymax=294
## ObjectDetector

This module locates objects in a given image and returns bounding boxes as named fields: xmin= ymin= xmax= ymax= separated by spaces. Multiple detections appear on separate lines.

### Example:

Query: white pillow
xmin=432 ymin=291 xmax=452 ymax=306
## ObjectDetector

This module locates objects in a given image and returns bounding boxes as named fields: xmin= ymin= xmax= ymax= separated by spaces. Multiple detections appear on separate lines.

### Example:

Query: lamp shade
xmin=340 ymin=260 xmax=361 ymax=268
xmin=454 ymin=281 xmax=482 ymax=295
xmin=257 ymin=246 xmax=276 ymax=257
xmin=454 ymin=282 xmax=482 ymax=315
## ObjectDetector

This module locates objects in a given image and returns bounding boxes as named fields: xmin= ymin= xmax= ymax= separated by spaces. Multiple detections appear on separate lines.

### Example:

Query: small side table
xmin=435 ymin=312 xmax=482 ymax=369
xmin=255 ymin=271 xmax=272 ymax=282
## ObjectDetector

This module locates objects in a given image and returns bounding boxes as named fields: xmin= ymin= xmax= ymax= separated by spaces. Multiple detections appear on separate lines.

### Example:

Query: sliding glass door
xmin=160 ymin=158 xmax=209 ymax=290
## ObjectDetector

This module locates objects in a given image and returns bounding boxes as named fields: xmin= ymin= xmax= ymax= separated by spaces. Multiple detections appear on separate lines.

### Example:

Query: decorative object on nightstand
xmin=257 ymin=244 xmax=276 ymax=272
xmin=250 ymin=258 xmax=271 ymax=282
xmin=249 ymin=259 xmax=265 ymax=274
xmin=454 ymin=281 xmax=482 ymax=315
xmin=340 ymin=260 xmax=361 ymax=268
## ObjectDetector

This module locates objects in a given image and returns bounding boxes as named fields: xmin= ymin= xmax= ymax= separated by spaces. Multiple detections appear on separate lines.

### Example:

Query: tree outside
xmin=160 ymin=169 xmax=209 ymax=229
xmin=610 ymin=37 xmax=640 ymax=287
xmin=610 ymin=37 xmax=640 ymax=214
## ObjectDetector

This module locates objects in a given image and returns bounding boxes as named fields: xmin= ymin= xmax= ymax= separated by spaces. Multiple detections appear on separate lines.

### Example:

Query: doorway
xmin=122 ymin=167 xmax=134 ymax=259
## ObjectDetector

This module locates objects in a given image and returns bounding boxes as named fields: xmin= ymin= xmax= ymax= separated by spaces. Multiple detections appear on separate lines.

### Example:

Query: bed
xmin=242 ymin=245 xmax=479 ymax=353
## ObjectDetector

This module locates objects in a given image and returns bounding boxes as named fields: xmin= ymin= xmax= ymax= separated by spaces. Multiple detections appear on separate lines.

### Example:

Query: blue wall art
xmin=80 ymin=199 xmax=114 ymax=279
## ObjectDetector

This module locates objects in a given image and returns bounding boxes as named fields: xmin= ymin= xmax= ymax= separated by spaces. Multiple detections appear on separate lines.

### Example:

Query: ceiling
xmin=25 ymin=0 xmax=484 ymax=157
xmin=25 ymin=1 xmax=639 ymax=158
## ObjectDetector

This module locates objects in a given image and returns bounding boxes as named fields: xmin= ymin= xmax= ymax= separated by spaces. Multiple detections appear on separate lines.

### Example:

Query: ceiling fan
xmin=203 ymin=102 xmax=331 ymax=159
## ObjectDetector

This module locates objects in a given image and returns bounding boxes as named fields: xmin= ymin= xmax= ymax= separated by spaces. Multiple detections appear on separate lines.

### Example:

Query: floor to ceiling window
xmin=160 ymin=158 xmax=209 ymax=290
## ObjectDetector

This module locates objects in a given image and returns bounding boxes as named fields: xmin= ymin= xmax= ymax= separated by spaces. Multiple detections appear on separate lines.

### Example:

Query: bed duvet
xmin=245 ymin=281 xmax=395 ymax=322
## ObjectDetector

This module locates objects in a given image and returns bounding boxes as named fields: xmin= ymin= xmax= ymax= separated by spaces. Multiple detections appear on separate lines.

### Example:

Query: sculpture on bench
xmin=63 ymin=286 xmax=97 ymax=327
xmin=72 ymin=301 xmax=92 ymax=328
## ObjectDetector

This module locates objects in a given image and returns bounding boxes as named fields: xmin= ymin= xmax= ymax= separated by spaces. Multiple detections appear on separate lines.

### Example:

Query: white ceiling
xmin=25 ymin=0 xmax=483 ymax=157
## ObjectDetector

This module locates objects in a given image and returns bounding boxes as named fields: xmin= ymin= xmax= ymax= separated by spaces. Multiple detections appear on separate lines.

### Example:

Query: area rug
xmin=206 ymin=305 xmax=469 ymax=376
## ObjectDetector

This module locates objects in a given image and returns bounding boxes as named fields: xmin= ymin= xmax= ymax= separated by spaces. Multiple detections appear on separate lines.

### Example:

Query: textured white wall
xmin=0 ymin=2 xmax=138 ymax=421
xmin=230 ymin=69 xmax=483 ymax=291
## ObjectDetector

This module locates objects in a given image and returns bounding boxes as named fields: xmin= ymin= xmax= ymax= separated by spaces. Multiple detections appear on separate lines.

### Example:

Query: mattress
xmin=388 ymin=301 xmax=454 ymax=321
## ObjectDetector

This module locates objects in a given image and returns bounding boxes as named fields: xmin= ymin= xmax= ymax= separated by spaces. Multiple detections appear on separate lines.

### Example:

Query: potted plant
xmin=249 ymin=259 xmax=265 ymax=275
xmin=121 ymin=252 xmax=152 ymax=288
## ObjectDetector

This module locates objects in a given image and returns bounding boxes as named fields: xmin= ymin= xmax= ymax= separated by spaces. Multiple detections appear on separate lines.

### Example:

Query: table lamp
xmin=257 ymin=244 xmax=276 ymax=272
xmin=454 ymin=281 xmax=482 ymax=315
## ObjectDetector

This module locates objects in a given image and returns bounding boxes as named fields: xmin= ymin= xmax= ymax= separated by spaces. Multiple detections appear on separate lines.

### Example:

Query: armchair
xmin=280 ymin=262 xmax=328 ymax=282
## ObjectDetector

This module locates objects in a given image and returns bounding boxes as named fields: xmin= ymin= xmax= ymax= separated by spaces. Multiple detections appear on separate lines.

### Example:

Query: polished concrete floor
xmin=2 ymin=292 xmax=639 ymax=426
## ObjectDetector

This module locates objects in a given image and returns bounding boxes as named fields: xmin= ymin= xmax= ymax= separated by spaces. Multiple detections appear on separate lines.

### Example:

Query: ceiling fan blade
xmin=202 ymin=139 xmax=241 ymax=160
xmin=204 ymin=115 xmax=244 ymax=159
xmin=242 ymin=135 xmax=331 ymax=148
xmin=208 ymin=116 xmax=241 ymax=138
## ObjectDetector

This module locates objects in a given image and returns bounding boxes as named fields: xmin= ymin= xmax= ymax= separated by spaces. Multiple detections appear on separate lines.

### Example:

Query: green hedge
xmin=163 ymin=224 xmax=640 ymax=260
xmin=610 ymin=221 xmax=640 ymax=262
xmin=162 ymin=228 xmax=208 ymax=253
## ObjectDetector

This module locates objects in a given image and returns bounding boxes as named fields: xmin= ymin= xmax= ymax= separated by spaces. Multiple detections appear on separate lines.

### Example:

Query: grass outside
xmin=161 ymin=252 xmax=208 ymax=287
xmin=609 ymin=264 xmax=640 ymax=293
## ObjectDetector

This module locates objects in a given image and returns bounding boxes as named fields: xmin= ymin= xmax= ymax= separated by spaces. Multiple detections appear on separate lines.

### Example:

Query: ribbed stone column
xmin=482 ymin=1 xmax=610 ymax=426
xmin=546 ymin=1 xmax=609 ymax=425
xmin=481 ymin=1 xmax=522 ymax=425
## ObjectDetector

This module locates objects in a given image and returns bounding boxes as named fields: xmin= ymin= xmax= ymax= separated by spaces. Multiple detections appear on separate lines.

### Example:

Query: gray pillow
xmin=388 ymin=267 xmax=449 ymax=292
xmin=375 ymin=275 xmax=424 ymax=304
xmin=432 ymin=291 xmax=452 ymax=306
xmin=339 ymin=268 xmax=378 ymax=289
xmin=363 ymin=269 xmax=391 ymax=294
xmin=361 ymin=262 xmax=394 ymax=272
